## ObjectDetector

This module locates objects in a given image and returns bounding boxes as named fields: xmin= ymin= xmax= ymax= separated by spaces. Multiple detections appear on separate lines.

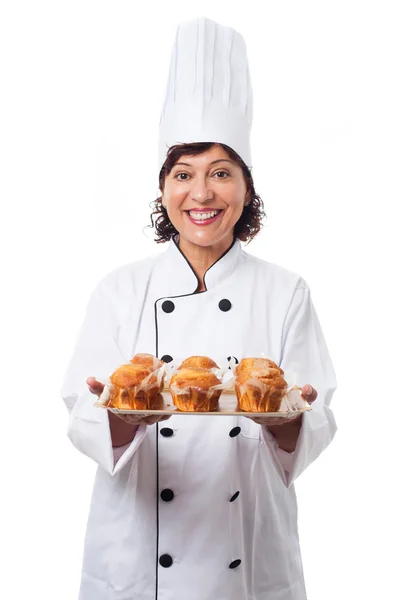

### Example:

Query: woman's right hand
xmin=86 ymin=377 xmax=171 ymax=426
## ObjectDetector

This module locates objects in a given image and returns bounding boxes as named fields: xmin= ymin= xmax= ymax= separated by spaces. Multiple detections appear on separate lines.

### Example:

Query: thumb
xmin=301 ymin=384 xmax=317 ymax=403
xmin=86 ymin=377 xmax=105 ymax=393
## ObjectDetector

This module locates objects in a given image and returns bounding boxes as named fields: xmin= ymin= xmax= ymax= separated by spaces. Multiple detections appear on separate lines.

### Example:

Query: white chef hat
xmin=158 ymin=16 xmax=253 ymax=173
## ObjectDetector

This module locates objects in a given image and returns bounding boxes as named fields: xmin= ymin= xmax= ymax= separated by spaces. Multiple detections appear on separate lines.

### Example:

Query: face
xmin=161 ymin=145 xmax=248 ymax=250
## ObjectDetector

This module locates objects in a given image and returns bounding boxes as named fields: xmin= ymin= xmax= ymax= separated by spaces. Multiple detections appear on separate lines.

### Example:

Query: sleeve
xmin=60 ymin=277 xmax=147 ymax=476
xmin=263 ymin=281 xmax=337 ymax=486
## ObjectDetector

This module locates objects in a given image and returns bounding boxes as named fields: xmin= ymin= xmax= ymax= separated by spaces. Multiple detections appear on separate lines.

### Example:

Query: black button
xmin=162 ymin=300 xmax=175 ymax=313
xmin=159 ymin=554 xmax=173 ymax=568
xmin=230 ymin=491 xmax=240 ymax=502
xmin=229 ymin=559 xmax=242 ymax=569
xmin=160 ymin=427 xmax=174 ymax=437
xmin=227 ymin=356 xmax=239 ymax=369
xmin=161 ymin=354 xmax=173 ymax=363
xmin=160 ymin=489 xmax=174 ymax=502
xmin=219 ymin=299 xmax=232 ymax=312
xmin=229 ymin=426 xmax=241 ymax=438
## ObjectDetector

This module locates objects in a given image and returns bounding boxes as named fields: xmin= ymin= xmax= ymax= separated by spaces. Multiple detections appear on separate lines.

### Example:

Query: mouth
xmin=185 ymin=209 xmax=224 ymax=226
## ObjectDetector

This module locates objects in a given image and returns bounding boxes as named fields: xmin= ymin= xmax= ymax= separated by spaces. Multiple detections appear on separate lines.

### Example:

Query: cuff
xmin=113 ymin=442 xmax=131 ymax=465
xmin=260 ymin=425 xmax=294 ymax=484
xmin=275 ymin=446 xmax=295 ymax=473
xmin=112 ymin=424 xmax=148 ymax=474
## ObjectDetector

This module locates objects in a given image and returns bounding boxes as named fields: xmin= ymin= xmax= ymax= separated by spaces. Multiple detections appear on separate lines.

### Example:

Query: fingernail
xmin=306 ymin=386 xmax=313 ymax=395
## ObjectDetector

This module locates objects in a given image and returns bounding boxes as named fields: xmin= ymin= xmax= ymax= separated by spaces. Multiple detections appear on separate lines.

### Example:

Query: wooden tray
xmin=98 ymin=388 xmax=311 ymax=418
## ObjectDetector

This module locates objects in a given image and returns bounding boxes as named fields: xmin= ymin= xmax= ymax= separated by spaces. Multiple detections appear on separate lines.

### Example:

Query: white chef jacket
xmin=61 ymin=237 xmax=337 ymax=600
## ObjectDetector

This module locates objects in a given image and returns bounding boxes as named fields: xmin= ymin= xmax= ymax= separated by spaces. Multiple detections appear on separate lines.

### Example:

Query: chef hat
xmin=158 ymin=16 xmax=253 ymax=172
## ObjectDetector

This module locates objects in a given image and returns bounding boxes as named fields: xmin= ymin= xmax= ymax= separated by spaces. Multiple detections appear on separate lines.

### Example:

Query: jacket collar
xmin=160 ymin=236 xmax=243 ymax=295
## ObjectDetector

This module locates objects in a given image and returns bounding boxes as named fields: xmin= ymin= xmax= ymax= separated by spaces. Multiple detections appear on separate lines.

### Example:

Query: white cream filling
xmin=188 ymin=210 xmax=220 ymax=221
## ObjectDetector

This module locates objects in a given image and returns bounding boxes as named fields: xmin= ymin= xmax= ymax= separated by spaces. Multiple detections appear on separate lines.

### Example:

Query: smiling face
xmin=161 ymin=145 xmax=248 ymax=251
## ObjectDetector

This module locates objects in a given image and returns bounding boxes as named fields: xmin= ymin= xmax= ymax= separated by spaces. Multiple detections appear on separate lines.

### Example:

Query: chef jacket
xmin=61 ymin=237 xmax=337 ymax=600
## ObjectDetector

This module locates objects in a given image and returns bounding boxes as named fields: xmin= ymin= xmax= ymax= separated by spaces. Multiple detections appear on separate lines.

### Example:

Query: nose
xmin=190 ymin=176 xmax=213 ymax=204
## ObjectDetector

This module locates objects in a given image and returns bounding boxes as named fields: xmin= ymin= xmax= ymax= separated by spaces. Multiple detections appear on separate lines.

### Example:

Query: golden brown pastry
xmin=130 ymin=353 xmax=163 ymax=370
xmin=109 ymin=386 xmax=134 ymax=410
xmin=170 ymin=367 xmax=222 ymax=412
xmin=236 ymin=357 xmax=284 ymax=376
xmin=235 ymin=358 xmax=287 ymax=412
xmin=178 ymin=356 xmax=219 ymax=370
xmin=109 ymin=388 xmax=165 ymax=411
xmin=110 ymin=364 xmax=153 ymax=388
xmin=109 ymin=363 xmax=163 ymax=410
xmin=236 ymin=367 xmax=282 ymax=385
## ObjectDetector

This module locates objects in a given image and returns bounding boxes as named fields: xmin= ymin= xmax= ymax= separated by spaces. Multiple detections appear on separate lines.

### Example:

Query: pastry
xmin=235 ymin=358 xmax=287 ymax=412
xmin=178 ymin=356 xmax=219 ymax=370
xmin=109 ymin=363 xmax=163 ymax=410
xmin=236 ymin=357 xmax=284 ymax=376
xmin=110 ymin=364 xmax=153 ymax=388
xmin=130 ymin=353 xmax=164 ymax=370
xmin=170 ymin=367 xmax=222 ymax=411
xmin=236 ymin=367 xmax=282 ymax=385
xmin=108 ymin=386 xmax=134 ymax=411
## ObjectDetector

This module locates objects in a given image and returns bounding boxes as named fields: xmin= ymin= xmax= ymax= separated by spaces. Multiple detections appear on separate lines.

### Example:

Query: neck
xmin=178 ymin=235 xmax=234 ymax=292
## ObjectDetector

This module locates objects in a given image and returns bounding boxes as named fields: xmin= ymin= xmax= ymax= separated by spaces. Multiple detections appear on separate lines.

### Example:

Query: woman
xmin=62 ymin=17 xmax=337 ymax=600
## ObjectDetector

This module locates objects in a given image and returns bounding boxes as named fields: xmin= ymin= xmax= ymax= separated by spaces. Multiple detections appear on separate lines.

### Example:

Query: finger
xmin=142 ymin=415 xmax=162 ymax=426
xmin=301 ymin=385 xmax=317 ymax=403
xmin=120 ymin=414 xmax=170 ymax=426
xmin=249 ymin=415 xmax=299 ymax=426
xmin=115 ymin=414 xmax=139 ymax=425
xmin=86 ymin=377 xmax=105 ymax=393
xmin=128 ymin=415 xmax=145 ymax=424
xmin=249 ymin=416 xmax=279 ymax=425
xmin=88 ymin=387 xmax=100 ymax=396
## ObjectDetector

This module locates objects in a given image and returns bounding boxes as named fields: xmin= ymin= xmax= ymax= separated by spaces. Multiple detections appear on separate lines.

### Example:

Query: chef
xmin=62 ymin=16 xmax=337 ymax=600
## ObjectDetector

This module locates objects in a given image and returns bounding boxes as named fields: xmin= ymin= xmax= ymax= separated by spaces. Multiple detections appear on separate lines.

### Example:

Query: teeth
xmin=189 ymin=210 xmax=220 ymax=221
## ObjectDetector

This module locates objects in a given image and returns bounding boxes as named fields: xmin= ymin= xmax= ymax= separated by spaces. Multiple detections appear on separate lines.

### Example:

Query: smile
xmin=186 ymin=209 xmax=223 ymax=225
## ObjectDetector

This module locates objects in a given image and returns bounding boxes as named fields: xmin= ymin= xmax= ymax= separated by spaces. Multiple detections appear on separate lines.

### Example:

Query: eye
xmin=174 ymin=172 xmax=190 ymax=181
xmin=214 ymin=171 xmax=230 ymax=179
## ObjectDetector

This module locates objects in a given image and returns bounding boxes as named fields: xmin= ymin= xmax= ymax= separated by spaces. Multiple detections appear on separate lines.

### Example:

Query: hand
xmin=86 ymin=376 xmax=105 ymax=397
xmin=248 ymin=384 xmax=318 ymax=426
xmin=86 ymin=376 xmax=171 ymax=426
xmin=114 ymin=413 xmax=172 ymax=426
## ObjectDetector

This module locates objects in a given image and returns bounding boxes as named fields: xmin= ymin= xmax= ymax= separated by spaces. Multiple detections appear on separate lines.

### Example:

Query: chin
xmin=182 ymin=235 xmax=216 ymax=248
xmin=180 ymin=228 xmax=233 ymax=249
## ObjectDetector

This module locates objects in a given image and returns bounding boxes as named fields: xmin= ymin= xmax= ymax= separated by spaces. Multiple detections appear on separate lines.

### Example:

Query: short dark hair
xmin=149 ymin=142 xmax=265 ymax=244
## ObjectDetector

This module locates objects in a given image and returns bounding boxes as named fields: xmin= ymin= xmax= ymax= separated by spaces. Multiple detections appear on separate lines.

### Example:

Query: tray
xmin=99 ymin=388 xmax=311 ymax=418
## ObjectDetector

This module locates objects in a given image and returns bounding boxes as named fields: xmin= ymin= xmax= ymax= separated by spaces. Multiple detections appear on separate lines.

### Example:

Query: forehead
xmin=174 ymin=146 xmax=234 ymax=167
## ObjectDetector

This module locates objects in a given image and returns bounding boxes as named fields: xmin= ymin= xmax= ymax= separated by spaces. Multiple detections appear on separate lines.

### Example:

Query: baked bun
xmin=170 ymin=368 xmax=222 ymax=412
xmin=236 ymin=357 xmax=284 ymax=376
xmin=110 ymin=364 xmax=153 ymax=388
xmin=171 ymin=368 xmax=220 ymax=389
xmin=108 ymin=386 xmax=134 ymax=410
xmin=130 ymin=353 xmax=163 ymax=369
xmin=235 ymin=358 xmax=287 ymax=412
xmin=178 ymin=356 xmax=219 ymax=370
xmin=109 ymin=388 xmax=165 ymax=411
xmin=109 ymin=363 xmax=163 ymax=410
xmin=236 ymin=367 xmax=282 ymax=386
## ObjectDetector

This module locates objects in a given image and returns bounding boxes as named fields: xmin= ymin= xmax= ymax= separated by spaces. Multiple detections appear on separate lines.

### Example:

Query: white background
xmin=1 ymin=1 xmax=403 ymax=599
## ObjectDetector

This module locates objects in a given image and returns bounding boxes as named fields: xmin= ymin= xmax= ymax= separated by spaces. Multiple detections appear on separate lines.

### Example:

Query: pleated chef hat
xmin=158 ymin=17 xmax=253 ymax=172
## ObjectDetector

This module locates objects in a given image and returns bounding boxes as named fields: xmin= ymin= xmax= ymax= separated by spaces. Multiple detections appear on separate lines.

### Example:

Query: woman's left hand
xmin=248 ymin=384 xmax=318 ymax=426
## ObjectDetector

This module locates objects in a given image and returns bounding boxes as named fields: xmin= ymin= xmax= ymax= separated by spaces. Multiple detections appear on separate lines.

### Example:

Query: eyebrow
xmin=173 ymin=159 xmax=235 ymax=167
